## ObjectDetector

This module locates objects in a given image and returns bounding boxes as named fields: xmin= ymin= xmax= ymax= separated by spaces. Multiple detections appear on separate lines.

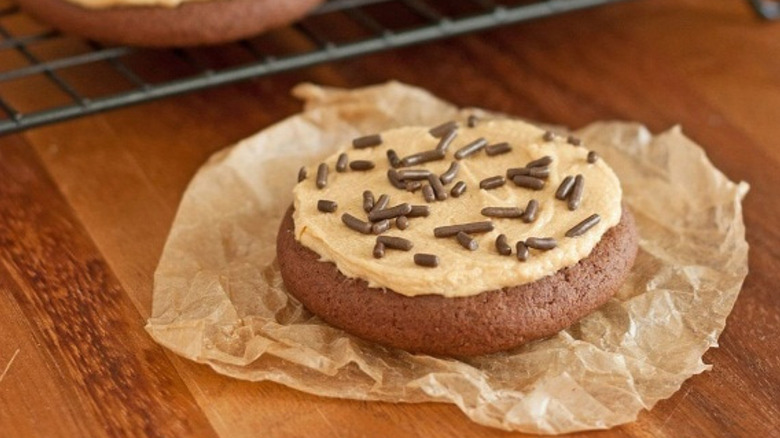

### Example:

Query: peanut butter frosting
xmin=293 ymin=119 xmax=622 ymax=297
xmin=65 ymin=0 xmax=214 ymax=9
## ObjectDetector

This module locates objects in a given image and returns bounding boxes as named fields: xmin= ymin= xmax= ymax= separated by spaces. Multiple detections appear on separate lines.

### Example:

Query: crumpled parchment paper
xmin=146 ymin=82 xmax=749 ymax=434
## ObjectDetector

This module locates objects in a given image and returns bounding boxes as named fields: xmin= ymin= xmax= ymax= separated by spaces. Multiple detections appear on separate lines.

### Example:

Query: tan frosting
xmin=64 ymin=0 xmax=213 ymax=9
xmin=293 ymin=119 xmax=622 ymax=297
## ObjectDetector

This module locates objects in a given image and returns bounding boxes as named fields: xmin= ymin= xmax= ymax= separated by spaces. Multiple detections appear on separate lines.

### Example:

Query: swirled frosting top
xmin=293 ymin=118 xmax=622 ymax=297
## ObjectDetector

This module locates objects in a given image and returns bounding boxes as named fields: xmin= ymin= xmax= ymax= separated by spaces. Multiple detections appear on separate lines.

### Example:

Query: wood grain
xmin=0 ymin=0 xmax=778 ymax=437
xmin=0 ymin=138 xmax=218 ymax=438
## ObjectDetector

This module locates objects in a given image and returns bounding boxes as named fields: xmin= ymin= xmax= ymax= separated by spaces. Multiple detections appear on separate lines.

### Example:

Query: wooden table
xmin=1 ymin=1 xmax=778 ymax=436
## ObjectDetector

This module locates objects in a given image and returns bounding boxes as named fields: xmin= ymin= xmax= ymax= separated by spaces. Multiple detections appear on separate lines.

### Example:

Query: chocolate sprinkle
xmin=407 ymin=205 xmax=430 ymax=218
xmin=422 ymin=183 xmax=435 ymax=203
xmin=434 ymin=221 xmax=494 ymax=238
xmin=496 ymin=234 xmax=512 ymax=256
xmin=429 ymin=175 xmax=448 ymax=200
xmin=587 ymin=151 xmax=599 ymax=163
xmin=467 ymin=114 xmax=479 ymax=128
xmin=372 ymin=219 xmax=391 ymax=235
xmin=566 ymin=214 xmax=601 ymax=237
xmin=528 ymin=167 xmax=550 ymax=179
xmin=485 ymin=142 xmax=512 ymax=156
xmin=456 ymin=231 xmax=479 ymax=251
xmin=567 ymin=135 xmax=582 ymax=146
xmin=508 ymin=167 xmax=549 ymax=179
xmin=555 ymin=175 xmax=575 ymax=200
xmin=405 ymin=181 xmax=423 ymax=192
xmin=353 ymin=134 xmax=382 ymax=149
xmin=377 ymin=235 xmax=414 ymax=251
xmin=525 ymin=237 xmax=557 ymax=250
xmin=362 ymin=190 xmax=374 ymax=212
xmin=511 ymin=175 xmax=545 ymax=190
xmin=371 ymin=194 xmax=390 ymax=213
xmin=317 ymin=200 xmax=338 ymax=213
xmin=526 ymin=155 xmax=553 ymax=168
xmin=342 ymin=213 xmax=372 ymax=234
xmin=368 ymin=202 xmax=412 ymax=222
xmin=387 ymin=169 xmax=405 ymax=189
xmin=373 ymin=241 xmax=385 ymax=259
xmin=349 ymin=160 xmax=375 ymax=171
xmin=542 ymin=131 xmax=555 ymax=142
xmin=481 ymin=207 xmax=523 ymax=218
xmin=316 ymin=163 xmax=328 ymax=189
xmin=414 ymin=253 xmax=440 ymax=267
xmin=429 ymin=121 xmax=458 ymax=138
xmin=480 ymin=175 xmax=506 ymax=190
xmin=398 ymin=169 xmax=433 ymax=180
xmin=506 ymin=167 xmax=531 ymax=178
xmin=454 ymin=138 xmax=488 ymax=160
xmin=436 ymin=129 xmax=458 ymax=154
xmin=396 ymin=215 xmax=409 ymax=230
xmin=297 ymin=166 xmax=307 ymax=182
xmin=439 ymin=161 xmax=460 ymax=185
xmin=401 ymin=149 xmax=445 ymax=167
xmin=336 ymin=153 xmax=348 ymax=172
xmin=521 ymin=199 xmax=539 ymax=223
xmin=451 ymin=181 xmax=467 ymax=197
xmin=516 ymin=241 xmax=529 ymax=261
xmin=568 ymin=174 xmax=584 ymax=211
xmin=387 ymin=149 xmax=402 ymax=168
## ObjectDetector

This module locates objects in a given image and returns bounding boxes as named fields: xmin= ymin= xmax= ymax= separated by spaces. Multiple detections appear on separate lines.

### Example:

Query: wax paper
xmin=146 ymin=82 xmax=749 ymax=434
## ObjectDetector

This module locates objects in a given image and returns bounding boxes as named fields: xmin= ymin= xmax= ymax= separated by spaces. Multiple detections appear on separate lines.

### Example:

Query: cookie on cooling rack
xmin=17 ymin=0 xmax=325 ymax=47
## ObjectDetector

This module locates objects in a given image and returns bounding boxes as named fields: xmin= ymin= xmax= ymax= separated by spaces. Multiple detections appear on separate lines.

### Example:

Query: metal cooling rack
xmin=0 ymin=0 xmax=771 ymax=135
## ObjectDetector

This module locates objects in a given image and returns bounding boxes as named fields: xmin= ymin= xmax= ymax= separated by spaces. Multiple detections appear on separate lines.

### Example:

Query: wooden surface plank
xmin=0 ymin=139 xmax=219 ymax=438
xmin=0 ymin=239 xmax=108 ymax=438
xmin=0 ymin=0 xmax=778 ymax=436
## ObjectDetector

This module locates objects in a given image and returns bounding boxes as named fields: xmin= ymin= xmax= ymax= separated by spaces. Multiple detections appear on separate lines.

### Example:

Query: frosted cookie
xmin=17 ymin=0 xmax=324 ymax=47
xmin=277 ymin=118 xmax=638 ymax=356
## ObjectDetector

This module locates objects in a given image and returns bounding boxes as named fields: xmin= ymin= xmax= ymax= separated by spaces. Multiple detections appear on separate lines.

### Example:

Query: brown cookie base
xmin=18 ymin=0 xmax=324 ymax=47
xmin=277 ymin=207 xmax=638 ymax=357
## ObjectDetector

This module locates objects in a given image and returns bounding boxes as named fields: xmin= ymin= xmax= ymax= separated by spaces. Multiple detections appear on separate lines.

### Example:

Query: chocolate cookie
xmin=276 ymin=206 xmax=638 ymax=357
xmin=17 ymin=0 xmax=324 ymax=47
